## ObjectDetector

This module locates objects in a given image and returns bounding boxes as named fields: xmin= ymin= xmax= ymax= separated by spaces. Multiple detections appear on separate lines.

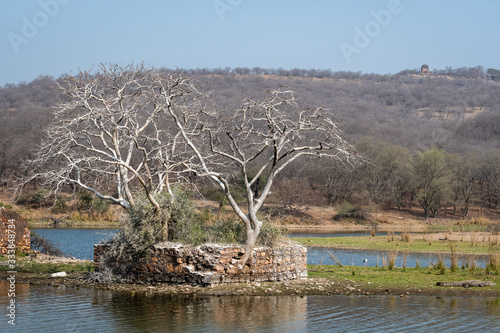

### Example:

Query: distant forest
xmin=2 ymin=66 xmax=500 ymax=219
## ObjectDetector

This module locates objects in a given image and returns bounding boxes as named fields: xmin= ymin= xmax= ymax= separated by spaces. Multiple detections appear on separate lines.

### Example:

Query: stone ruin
xmin=94 ymin=242 xmax=307 ymax=285
xmin=421 ymin=64 xmax=429 ymax=74
xmin=0 ymin=208 xmax=30 ymax=255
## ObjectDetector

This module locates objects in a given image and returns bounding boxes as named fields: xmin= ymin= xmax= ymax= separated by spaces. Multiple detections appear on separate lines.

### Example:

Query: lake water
xmin=4 ymin=229 xmax=497 ymax=332
xmin=32 ymin=228 xmax=119 ymax=260
xmin=1 ymin=281 xmax=499 ymax=332
xmin=308 ymin=247 xmax=489 ymax=268
xmin=32 ymin=228 xmax=489 ymax=268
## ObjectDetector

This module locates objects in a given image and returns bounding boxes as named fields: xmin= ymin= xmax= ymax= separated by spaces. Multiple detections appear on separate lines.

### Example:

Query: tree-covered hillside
xmin=2 ymin=67 xmax=500 ymax=218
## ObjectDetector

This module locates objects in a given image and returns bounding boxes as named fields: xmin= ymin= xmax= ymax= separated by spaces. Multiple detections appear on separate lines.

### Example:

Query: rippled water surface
xmin=1 ymin=281 xmax=499 ymax=332
xmin=32 ymin=228 xmax=118 ymax=259
xmin=308 ymin=247 xmax=489 ymax=268
xmin=32 ymin=228 xmax=490 ymax=268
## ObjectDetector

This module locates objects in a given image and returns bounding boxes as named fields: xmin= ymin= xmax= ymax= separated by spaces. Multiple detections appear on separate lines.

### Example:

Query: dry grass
xmin=471 ymin=232 xmax=478 ymax=247
xmin=468 ymin=216 xmax=493 ymax=226
xmin=488 ymin=252 xmax=500 ymax=273
xmin=402 ymin=251 xmax=408 ymax=272
xmin=401 ymin=228 xmax=411 ymax=242
xmin=328 ymin=252 xmax=343 ymax=267
xmin=449 ymin=242 xmax=458 ymax=272
xmin=466 ymin=254 xmax=478 ymax=272
xmin=387 ymin=250 xmax=398 ymax=270
xmin=436 ymin=253 xmax=446 ymax=274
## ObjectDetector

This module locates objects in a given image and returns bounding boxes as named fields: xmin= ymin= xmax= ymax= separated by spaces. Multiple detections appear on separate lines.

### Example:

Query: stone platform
xmin=94 ymin=242 xmax=307 ymax=285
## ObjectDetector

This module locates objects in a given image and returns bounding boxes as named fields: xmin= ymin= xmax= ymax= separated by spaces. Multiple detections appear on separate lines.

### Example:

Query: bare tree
xmin=164 ymin=88 xmax=358 ymax=264
xmin=18 ymin=64 xmax=200 ymax=238
xmin=19 ymin=64 xmax=357 ymax=263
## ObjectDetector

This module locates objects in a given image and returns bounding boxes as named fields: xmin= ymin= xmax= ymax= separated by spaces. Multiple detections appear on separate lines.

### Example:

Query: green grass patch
xmin=294 ymin=236 xmax=496 ymax=255
xmin=308 ymin=264 xmax=500 ymax=291
xmin=0 ymin=261 xmax=93 ymax=274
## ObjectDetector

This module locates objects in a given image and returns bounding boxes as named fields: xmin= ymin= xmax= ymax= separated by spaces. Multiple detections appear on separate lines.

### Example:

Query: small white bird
xmin=363 ymin=259 xmax=368 ymax=266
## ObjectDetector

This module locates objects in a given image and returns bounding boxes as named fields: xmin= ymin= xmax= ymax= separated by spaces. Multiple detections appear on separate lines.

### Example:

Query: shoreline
xmin=3 ymin=266 xmax=499 ymax=298
xmin=301 ymin=243 xmax=493 ymax=257
xmin=284 ymin=224 xmax=427 ymax=232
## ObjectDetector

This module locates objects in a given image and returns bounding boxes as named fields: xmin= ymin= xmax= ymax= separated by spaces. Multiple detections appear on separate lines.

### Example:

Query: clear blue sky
xmin=1 ymin=0 xmax=499 ymax=85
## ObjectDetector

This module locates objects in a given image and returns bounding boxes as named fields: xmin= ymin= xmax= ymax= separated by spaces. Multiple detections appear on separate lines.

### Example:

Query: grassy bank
xmin=0 ymin=255 xmax=93 ymax=274
xmin=28 ymin=220 xmax=120 ymax=228
xmin=1 ymin=259 xmax=499 ymax=297
xmin=294 ymin=235 xmax=499 ymax=255
xmin=308 ymin=264 xmax=500 ymax=295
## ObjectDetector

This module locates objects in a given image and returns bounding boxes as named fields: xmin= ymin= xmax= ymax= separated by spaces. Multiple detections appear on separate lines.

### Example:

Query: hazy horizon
xmin=1 ymin=0 xmax=499 ymax=86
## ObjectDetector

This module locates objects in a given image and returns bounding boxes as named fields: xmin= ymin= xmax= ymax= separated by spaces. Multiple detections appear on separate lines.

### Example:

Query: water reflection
xmin=1 ymin=281 xmax=499 ymax=332
xmin=306 ymin=295 xmax=500 ymax=332
xmin=105 ymin=295 xmax=307 ymax=332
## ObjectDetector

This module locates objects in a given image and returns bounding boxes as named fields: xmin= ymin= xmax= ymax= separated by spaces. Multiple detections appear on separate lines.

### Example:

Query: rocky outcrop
xmin=437 ymin=280 xmax=496 ymax=288
xmin=94 ymin=242 xmax=307 ymax=286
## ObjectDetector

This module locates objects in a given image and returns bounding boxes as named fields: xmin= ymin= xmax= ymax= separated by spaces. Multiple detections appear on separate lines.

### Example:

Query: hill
xmin=1 ymin=67 xmax=500 ymax=220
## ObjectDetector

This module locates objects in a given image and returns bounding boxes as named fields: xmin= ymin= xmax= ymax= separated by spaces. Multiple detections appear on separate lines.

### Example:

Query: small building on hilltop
xmin=421 ymin=64 xmax=429 ymax=74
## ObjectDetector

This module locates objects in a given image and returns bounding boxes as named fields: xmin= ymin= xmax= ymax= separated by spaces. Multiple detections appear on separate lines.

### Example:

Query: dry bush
xmin=436 ymin=253 xmax=446 ymax=274
xmin=488 ymin=235 xmax=499 ymax=250
xmin=401 ymin=228 xmax=411 ymax=242
xmin=387 ymin=231 xmax=395 ymax=242
xmin=470 ymin=232 xmax=478 ymax=247
xmin=469 ymin=217 xmax=492 ymax=226
xmin=488 ymin=223 xmax=500 ymax=235
xmin=402 ymin=251 xmax=408 ymax=271
xmin=30 ymin=231 xmax=65 ymax=256
xmin=387 ymin=250 xmax=398 ymax=270
xmin=466 ymin=254 xmax=478 ymax=272
xmin=449 ymin=242 xmax=458 ymax=272
xmin=487 ymin=252 xmax=500 ymax=274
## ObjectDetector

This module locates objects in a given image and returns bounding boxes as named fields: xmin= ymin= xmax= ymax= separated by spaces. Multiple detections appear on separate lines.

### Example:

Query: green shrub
xmin=76 ymin=192 xmax=110 ymax=213
xmin=16 ymin=190 xmax=70 ymax=211
xmin=51 ymin=195 xmax=69 ymax=213
xmin=105 ymin=189 xmax=198 ymax=260
xmin=0 ymin=202 xmax=13 ymax=210
xmin=104 ymin=189 xmax=284 ymax=262
xmin=207 ymin=218 xmax=245 ymax=244
xmin=333 ymin=201 xmax=366 ymax=222
xmin=16 ymin=190 xmax=50 ymax=208
xmin=257 ymin=221 xmax=284 ymax=247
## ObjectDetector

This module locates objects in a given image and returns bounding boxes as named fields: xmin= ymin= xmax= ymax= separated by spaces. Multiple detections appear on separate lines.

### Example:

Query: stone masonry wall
xmin=0 ymin=208 xmax=30 ymax=254
xmin=94 ymin=242 xmax=307 ymax=285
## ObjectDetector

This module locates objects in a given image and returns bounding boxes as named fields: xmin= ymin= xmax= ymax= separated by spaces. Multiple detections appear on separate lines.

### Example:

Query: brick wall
xmin=94 ymin=242 xmax=307 ymax=285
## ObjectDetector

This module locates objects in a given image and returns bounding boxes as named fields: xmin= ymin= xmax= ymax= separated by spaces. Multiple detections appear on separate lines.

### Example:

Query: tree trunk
xmin=239 ymin=224 xmax=261 ymax=268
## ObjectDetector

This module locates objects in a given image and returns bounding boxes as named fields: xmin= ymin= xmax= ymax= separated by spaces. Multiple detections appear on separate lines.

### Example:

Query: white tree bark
xmin=18 ymin=64 xmax=198 ymax=239
xmin=162 ymin=88 xmax=358 ymax=265
xmin=20 ymin=64 xmax=357 ymax=263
